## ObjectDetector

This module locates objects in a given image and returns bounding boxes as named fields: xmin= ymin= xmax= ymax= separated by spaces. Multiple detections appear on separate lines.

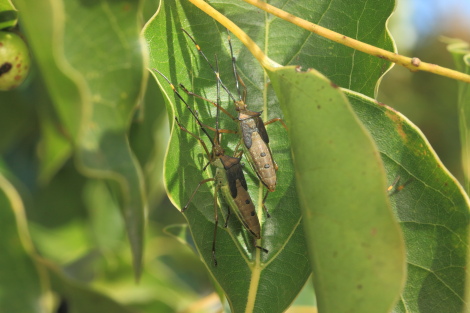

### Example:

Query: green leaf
xmin=29 ymin=220 xmax=90 ymax=265
xmin=211 ymin=0 xmax=395 ymax=98
xmin=288 ymin=277 xmax=317 ymax=309
xmin=12 ymin=1 xmax=82 ymax=138
xmin=130 ymin=75 xmax=169 ymax=208
xmin=43 ymin=261 xmax=134 ymax=313
xmin=14 ymin=0 xmax=148 ymax=277
xmin=446 ymin=39 xmax=470 ymax=195
xmin=269 ymin=66 xmax=406 ymax=313
xmin=36 ymin=93 xmax=73 ymax=184
xmin=144 ymin=2 xmax=310 ymax=313
xmin=347 ymin=91 xmax=470 ymax=313
xmin=84 ymin=179 xmax=125 ymax=252
xmin=446 ymin=39 xmax=470 ymax=310
xmin=0 ymin=85 xmax=36 ymax=153
xmin=0 ymin=65 xmax=71 ymax=183
xmin=0 ymin=0 xmax=17 ymax=30
xmin=0 ymin=173 xmax=48 ymax=313
xmin=164 ymin=224 xmax=197 ymax=253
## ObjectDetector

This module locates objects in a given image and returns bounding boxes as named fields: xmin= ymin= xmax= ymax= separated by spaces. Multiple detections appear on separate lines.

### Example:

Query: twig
xmin=187 ymin=0 xmax=278 ymax=71
xmin=243 ymin=0 xmax=470 ymax=83
xmin=188 ymin=0 xmax=470 ymax=83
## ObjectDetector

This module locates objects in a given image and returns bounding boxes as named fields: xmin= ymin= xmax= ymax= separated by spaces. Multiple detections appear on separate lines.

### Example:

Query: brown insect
xmin=180 ymin=29 xmax=287 ymax=216
xmin=154 ymin=65 xmax=267 ymax=266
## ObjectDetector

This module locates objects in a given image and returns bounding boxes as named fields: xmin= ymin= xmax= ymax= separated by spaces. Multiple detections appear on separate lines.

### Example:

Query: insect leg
xmin=229 ymin=29 xmax=288 ymax=133
xmin=224 ymin=205 xmax=231 ymax=228
xmin=179 ymin=84 xmax=237 ymax=121
xmin=174 ymin=117 xmax=211 ymax=160
xmin=182 ymin=28 xmax=238 ymax=103
xmin=264 ymin=117 xmax=288 ymax=130
xmin=182 ymin=178 xmax=215 ymax=212
xmin=232 ymin=139 xmax=244 ymax=158
xmin=254 ymin=240 xmax=269 ymax=254
xmin=261 ymin=189 xmax=271 ymax=218
xmin=212 ymin=184 xmax=221 ymax=266
xmin=255 ymin=246 xmax=269 ymax=253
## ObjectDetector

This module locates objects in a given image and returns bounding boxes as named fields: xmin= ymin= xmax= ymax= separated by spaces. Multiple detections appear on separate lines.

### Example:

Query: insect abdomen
xmin=231 ymin=179 xmax=261 ymax=239
xmin=218 ymin=168 xmax=261 ymax=239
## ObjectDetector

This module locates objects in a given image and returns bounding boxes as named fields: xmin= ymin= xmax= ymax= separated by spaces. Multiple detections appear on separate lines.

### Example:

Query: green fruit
xmin=0 ymin=31 xmax=31 ymax=91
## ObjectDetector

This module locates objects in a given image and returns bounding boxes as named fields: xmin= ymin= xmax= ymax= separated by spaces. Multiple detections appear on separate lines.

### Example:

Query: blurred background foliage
xmin=379 ymin=0 xmax=470 ymax=184
xmin=0 ymin=0 xmax=469 ymax=312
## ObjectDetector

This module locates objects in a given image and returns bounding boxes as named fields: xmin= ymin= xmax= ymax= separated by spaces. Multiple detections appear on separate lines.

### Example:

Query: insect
xmin=154 ymin=65 xmax=268 ymax=266
xmin=387 ymin=176 xmax=412 ymax=196
xmin=180 ymin=29 xmax=287 ymax=215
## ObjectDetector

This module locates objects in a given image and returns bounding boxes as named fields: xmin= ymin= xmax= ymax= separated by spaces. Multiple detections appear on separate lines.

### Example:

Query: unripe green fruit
xmin=0 ymin=31 xmax=30 ymax=91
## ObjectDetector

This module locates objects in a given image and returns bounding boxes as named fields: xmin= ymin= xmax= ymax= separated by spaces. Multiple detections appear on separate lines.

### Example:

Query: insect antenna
xmin=214 ymin=54 xmax=221 ymax=146
xmin=227 ymin=29 xmax=243 ymax=102
xmin=181 ymin=28 xmax=238 ymax=103
xmin=153 ymin=68 xmax=214 ymax=146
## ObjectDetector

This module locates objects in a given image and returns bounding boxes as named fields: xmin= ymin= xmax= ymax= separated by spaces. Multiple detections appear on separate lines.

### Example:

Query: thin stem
xmin=188 ymin=0 xmax=279 ymax=71
xmin=188 ymin=0 xmax=470 ymax=84
xmin=244 ymin=0 xmax=470 ymax=83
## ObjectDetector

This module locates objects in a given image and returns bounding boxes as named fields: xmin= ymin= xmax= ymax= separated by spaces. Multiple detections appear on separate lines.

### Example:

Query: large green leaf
xmin=42 ymin=261 xmax=134 ymax=313
xmin=13 ymin=0 xmax=148 ymax=277
xmin=83 ymin=179 xmax=125 ymax=253
xmin=0 ymin=0 xmax=17 ymax=30
xmin=211 ymin=0 xmax=395 ymax=98
xmin=144 ymin=2 xmax=310 ymax=313
xmin=35 ymin=79 xmax=73 ymax=184
xmin=0 ymin=173 xmax=47 ymax=313
xmin=446 ymin=39 xmax=470 ymax=195
xmin=347 ymin=91 xmax=470 ymax=313
xmin=130 ymin=75 xmax=169 ymax=208
xmin=269 ymin=66 xmax=406 ymax=313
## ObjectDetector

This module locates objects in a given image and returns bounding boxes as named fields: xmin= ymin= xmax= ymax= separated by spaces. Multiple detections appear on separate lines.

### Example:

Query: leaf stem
xmin=243 ymin=0 xmax=470 ymax=83
xmin=187 ymin=0 xmax=279 ymax=71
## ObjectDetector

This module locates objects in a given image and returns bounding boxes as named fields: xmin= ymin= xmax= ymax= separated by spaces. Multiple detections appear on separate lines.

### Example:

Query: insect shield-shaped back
xmin=238 ymin=110 xmax=269 ymax=148
xmin=220 ymin=154 xmax=261 ymax=239
xmin=238 ymin=110 xmax=277 ymax=192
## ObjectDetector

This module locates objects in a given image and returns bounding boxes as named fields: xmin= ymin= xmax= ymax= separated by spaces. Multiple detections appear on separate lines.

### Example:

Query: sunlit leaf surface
xmin=269 ymin=66 xmax=406 ymax=313
xmin=348 ymin=91 xmax=470 ymax=313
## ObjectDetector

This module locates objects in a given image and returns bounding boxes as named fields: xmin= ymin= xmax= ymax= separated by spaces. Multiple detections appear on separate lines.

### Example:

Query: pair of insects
xmin=155 ymin=30 xmax=285 ymax=266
